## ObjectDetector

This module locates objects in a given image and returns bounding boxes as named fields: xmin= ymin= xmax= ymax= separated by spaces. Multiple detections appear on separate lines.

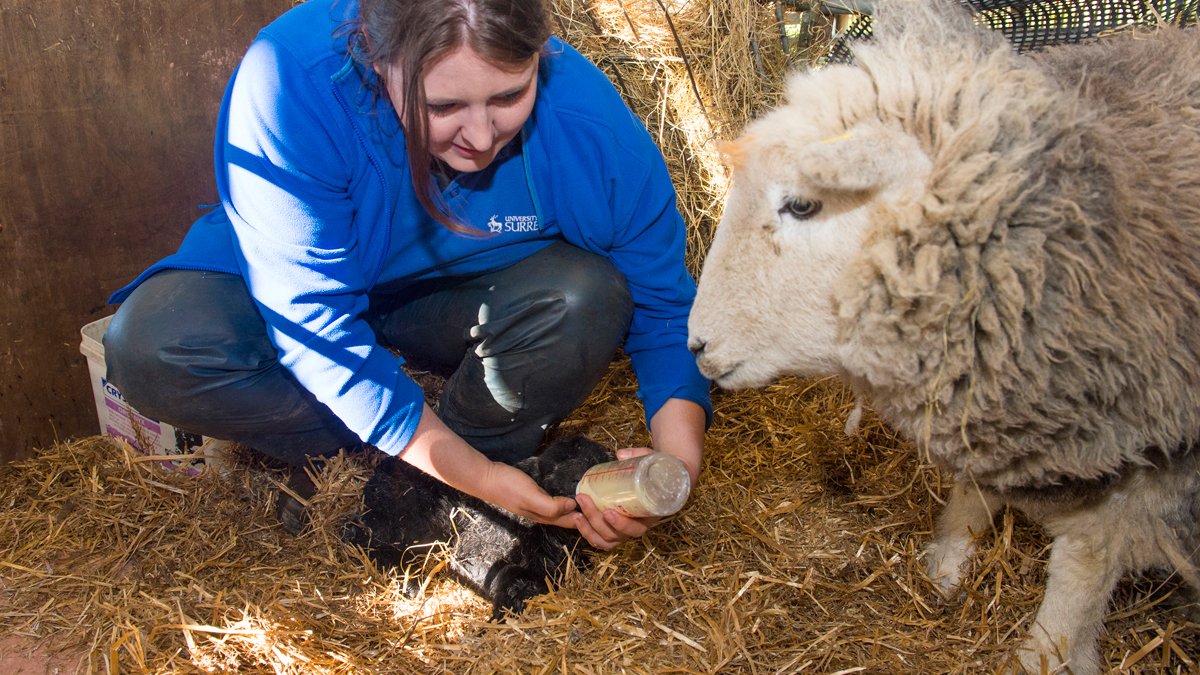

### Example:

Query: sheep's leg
xmin=925 ymin=480 xmax=998 ymax=594
xmin=1020 ymin=530 xmax=1123 ymax=675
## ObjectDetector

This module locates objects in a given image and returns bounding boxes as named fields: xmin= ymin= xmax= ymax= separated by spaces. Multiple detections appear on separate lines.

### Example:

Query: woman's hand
xmin=399 ymin=399 xmax=706 ymax=550
xmin=478 ymin=459 xmax=579 ymax=527
xmin=574 ymin=398 xmax=708 ymax=550
xmin=574 ymin=446 xmax=658 ymax=550
xmin=400 ymin=403 xmax=578 ymax=527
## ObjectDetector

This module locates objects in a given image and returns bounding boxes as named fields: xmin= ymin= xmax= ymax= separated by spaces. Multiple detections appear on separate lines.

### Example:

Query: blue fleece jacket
xmin=111 ymin=0 xmax=711 ymax=456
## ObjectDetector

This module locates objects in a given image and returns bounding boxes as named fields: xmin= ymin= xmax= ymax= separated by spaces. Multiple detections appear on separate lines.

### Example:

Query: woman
xmin=104 ymin=0 xmax=710 ymax=551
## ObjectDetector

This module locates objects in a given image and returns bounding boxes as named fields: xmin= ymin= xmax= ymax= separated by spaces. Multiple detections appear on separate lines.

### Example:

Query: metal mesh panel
xmin=826 ymin=12 xmax=874 ymax=63
xmin=826 ymin=0 xmax=1198 ymax=63
xmin=974 ymin=0 xmax=1198 ymax=49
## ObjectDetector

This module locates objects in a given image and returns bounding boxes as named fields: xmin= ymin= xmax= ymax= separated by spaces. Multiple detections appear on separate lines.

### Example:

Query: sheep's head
xmin=689 ymin=0 xmax=1051 ymax=394
xmin=688 ymin=84 xmax=933 ymax=390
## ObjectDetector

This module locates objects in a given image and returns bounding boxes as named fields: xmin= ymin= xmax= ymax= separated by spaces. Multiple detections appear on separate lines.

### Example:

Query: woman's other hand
xmin=574 ymin=398 xmax=707 ymax=550
xmin=479 ymin=459 xmax=579 ymax=527
xmin=400 ymin=403 xmax=579 ymax=526
xmin=573 ymin=445 xmax=659 ymax=550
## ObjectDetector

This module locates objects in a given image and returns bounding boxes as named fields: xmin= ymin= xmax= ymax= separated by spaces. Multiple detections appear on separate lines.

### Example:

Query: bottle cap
xmin=576 ymin=452 xmax=692 ymax=518
xmin=636 ymin=453 xmax=691 ymax=516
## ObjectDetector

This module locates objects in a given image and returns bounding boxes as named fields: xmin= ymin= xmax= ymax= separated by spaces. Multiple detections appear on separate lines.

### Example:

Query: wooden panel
xmin=0 ymin=1 xmax=297 ymax=461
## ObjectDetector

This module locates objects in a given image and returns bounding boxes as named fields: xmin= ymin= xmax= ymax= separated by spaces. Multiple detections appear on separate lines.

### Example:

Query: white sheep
xmin=687 ymin=1 xmax=1200 ymax=672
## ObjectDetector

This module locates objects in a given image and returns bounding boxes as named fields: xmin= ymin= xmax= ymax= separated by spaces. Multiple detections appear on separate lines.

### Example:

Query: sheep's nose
xmin=688 ymin=337 xmax=706 ymax=357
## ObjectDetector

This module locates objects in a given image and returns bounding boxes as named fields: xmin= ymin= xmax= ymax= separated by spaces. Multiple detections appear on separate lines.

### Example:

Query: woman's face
xmin=386 ymin=46 xmax=539 ymax=174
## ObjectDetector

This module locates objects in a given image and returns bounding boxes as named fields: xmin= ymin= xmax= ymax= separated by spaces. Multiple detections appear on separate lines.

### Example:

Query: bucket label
xmin=103 ymin=384 xmax=165 ymax=451
xmin=99 ymin=377 xmax=202 ymax=458
xmin=83 ymin=315 xmax=209 ymax=474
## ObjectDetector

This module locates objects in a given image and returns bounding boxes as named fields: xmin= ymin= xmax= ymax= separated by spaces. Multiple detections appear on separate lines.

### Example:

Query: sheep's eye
xmin=779 ymin=198 xmax=822 ymax=220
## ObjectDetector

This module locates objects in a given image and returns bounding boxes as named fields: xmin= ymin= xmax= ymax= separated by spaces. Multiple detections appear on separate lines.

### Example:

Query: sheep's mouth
xmin=692 ymin=338 xmax=778 ymax=389
xmin=695 ymin=358 xmax=736 ymax=386
xmin=698 ymin=360 xmax=760 ymax=390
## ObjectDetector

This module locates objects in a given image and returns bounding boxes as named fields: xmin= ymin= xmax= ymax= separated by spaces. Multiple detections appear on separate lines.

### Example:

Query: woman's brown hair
xmin=346 ymin=0 xmax=552 ymax=234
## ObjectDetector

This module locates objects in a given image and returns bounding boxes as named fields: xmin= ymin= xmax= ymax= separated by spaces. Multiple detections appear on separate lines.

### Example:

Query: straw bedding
xmin=3 ymin=365 xmax=1197 ymax=672
xmin=2 ymin=1 xmax=1197 ymax=672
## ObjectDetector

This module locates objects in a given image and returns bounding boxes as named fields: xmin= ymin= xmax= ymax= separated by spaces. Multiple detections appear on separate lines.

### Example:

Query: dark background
xmin=0 ymin=1 xmax=295 ymax=462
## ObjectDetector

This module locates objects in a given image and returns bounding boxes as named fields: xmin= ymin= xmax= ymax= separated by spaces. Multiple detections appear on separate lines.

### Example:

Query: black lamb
xmin=342 ymin=435 xmax=612 ymax=619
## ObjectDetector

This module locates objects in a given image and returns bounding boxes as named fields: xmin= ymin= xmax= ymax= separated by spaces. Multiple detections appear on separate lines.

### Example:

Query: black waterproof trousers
xmin=103 ymin=242 xmax=633 ymax=466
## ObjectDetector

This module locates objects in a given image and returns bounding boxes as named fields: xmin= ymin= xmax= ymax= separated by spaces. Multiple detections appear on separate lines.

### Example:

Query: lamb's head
xmin=688 ymin=90 xmax=933 ymax=390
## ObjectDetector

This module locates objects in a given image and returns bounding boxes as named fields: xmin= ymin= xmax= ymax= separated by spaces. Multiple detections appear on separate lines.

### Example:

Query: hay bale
xmin=550 ymin=0 xmax=791 ymax=274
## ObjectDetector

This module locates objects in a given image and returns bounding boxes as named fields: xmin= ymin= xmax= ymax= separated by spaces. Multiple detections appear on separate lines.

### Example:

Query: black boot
xmin=277 ymin=467 xmax=318 ymax=536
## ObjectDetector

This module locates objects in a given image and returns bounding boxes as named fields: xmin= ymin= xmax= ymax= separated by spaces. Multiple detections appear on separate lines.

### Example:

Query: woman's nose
xmin=460 ymin=108 xmax=493 ymax=149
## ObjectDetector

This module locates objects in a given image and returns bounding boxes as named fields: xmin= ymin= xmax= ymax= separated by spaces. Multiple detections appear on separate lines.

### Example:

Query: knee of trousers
xmin=538 ymin=247 xmax=633 ymax=353
xmin=103 ymin=304 xmax=280 ymax=426
xmin=478 ymin=257 xmax=633 ymax=374
xmin=451 ymin=259 xmax=634 ymax=428
xmin=558 ymin=274 xmax=632 ymax=355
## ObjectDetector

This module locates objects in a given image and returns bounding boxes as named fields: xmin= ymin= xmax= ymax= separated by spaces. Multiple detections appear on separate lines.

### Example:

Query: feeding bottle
xmin=575 ymin=452 xmax=692 ymax=518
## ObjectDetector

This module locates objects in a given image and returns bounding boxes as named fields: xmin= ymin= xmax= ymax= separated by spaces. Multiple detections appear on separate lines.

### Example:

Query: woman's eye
xmin=778 ymin=198 xmax=822 ymax=219
xmin=427 ymin=103 xmax=457 ymax=116
xmin=491 ymin=89 xmax=526 ymax=106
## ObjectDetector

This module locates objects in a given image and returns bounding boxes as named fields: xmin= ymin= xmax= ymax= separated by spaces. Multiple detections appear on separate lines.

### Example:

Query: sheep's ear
xmin=783 ymin=70 xmax=813 ymax=108
xmin=869 ymin=0 xmax=1005 ymax=55
xmin=871 ymin=0 xmax=978 ymax=42
xmin=718 ymin=136 xmax=753 ymax=171
xmin=796 ymin=123 xmax=923 ymax=192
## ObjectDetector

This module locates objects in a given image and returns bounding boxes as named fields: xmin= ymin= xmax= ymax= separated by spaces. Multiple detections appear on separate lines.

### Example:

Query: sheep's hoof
xmin=1018 ymin=634 xmax=1097 ymax=675
xmin=1173 ymin=599 xmax=1200 ymax=623
xmin=923 ymin=536 xmax=971 ymax=598
xmin=1157 ymin=582 xmax=1200 ymax=622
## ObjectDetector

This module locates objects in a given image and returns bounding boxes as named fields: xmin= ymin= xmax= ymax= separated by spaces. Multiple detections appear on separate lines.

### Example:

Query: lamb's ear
xmin=796 ymin=122 xmax=924 ymax=192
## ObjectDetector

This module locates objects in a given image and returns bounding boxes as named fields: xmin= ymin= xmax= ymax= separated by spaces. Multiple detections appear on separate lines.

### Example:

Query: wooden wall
xmin=0 ymin=1 xmax=296 ymax=462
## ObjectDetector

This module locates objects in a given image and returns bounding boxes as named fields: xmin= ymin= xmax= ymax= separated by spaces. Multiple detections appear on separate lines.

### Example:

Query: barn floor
xmin=1 ymin=359 xmax=1197 ymax=673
